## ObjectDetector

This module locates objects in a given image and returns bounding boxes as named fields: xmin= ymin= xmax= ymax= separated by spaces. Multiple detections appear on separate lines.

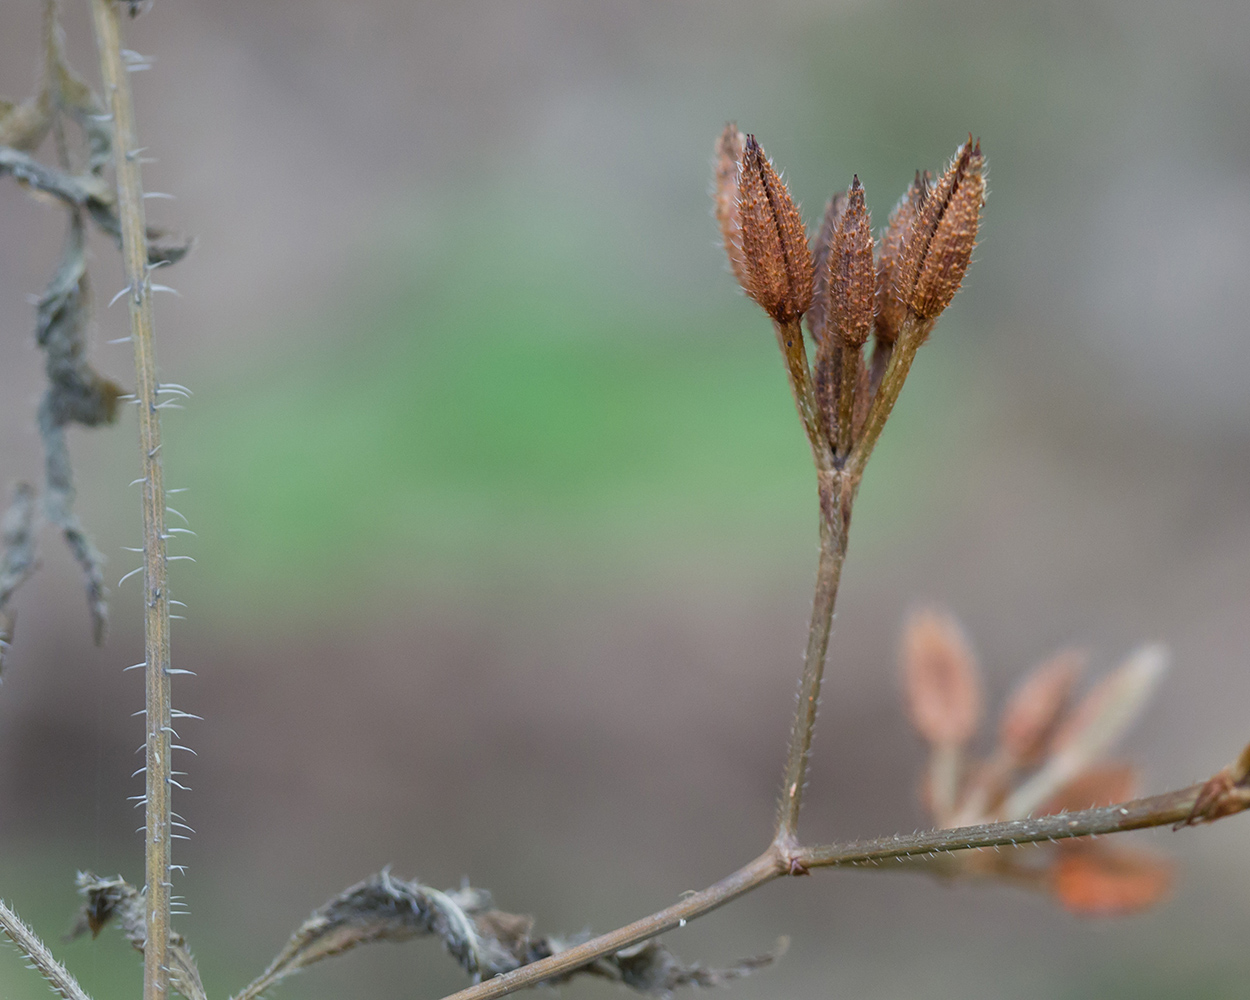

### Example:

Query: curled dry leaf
xmin=70 ymin=873 xmax=206 ymax=1000
xmin=901 ymin=608 xmax=982 ymax=747
xmin=997 ymin=649 xmax=1085 ymax=767
xmin=1050 ymin=846 xmax=1173 ymax=917
xmin=233 ymin=871 xmax=780 ymax=1000
xmin=735 ymin=135 xmax=812 ymax=324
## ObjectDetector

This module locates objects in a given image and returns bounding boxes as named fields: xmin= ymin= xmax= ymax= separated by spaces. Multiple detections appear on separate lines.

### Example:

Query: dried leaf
xmin=1050 ymin=847 xmax=1173 ymax=916
xmin=234 ymin=871 xmax=780 ymax=1000
xmin=70 ymin=873 xmax=205 ymax=1000
xmin=901 ymin=608 xmax=983 ymax=747
xmin=0 ymin=484 xmax=40 ymax=675
xmin=585 ymin=937 xmax=787 ymax=998
xmin=1002 ymin=645 xmax=1167 ymax=818
xmin=736 ymin=135 xmax=812 ymax=324
xmin=1178 ymin=741 xmax=1250 ymax=827
xmin=997 ymin=649 xmax=1085 ymax=767
xmin=1040 ymin=763 xmax=1138 ymax=815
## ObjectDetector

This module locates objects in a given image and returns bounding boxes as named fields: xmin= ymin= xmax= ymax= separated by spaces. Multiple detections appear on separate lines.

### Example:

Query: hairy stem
xmin=847 ymin=314 xmax=932 ymax=479
xmin=436 ymin=780 xmax=1240 ymax=1000
xmin=89 ymin=4 xmax=172 ymax=998
xmin=796 ymin=783 xmax=1213 ymax=868
xmin=835 ymin=343 xmax=858 ymax=458
xmin=773 ymin=318 xmax=834 ymax=473
xmin=776 ymin=478 xmax=848 ymax=840
xmin=0 ymin=899 xmax=95 ymax=1000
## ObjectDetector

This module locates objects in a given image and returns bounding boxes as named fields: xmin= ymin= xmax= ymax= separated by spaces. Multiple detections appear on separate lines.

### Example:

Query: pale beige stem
xmin=89 ymin=5 xmax=172 ymax=999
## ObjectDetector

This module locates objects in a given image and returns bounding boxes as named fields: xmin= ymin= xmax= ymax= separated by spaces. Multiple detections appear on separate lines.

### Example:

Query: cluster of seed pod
xmin=714 ymin=127 xmax=985 ymax=467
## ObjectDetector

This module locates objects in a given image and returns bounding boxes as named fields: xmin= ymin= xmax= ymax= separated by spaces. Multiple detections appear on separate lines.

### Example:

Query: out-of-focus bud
xmin=826 ymin=177 xmax=874 ymax=349
xmin=874 ymin=170 xmax=929 ymax=345
xmin=901 ymin=138 xmax=986 ymax=323
xmin=997 ymin=649 xmax=1084 ymax=767
xmin=713 ymin=124 xmax=747 ymax=289
xmin=735 ymin=135 xmax=813 ymax=324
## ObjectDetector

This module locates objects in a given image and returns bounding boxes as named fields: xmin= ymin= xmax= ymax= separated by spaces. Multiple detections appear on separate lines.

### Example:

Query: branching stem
xmin=89 ymin=4 xmax=172 ymax=999
xmin=437 ymin=781 xmax=1236 ymax=1000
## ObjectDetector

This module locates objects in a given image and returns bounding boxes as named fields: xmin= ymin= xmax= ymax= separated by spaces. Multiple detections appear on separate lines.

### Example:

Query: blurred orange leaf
xmin=901 ymin=608 xmax=982 ymax=747
xmin=1051 ymin=847 xmax=1173 ymax=916
xmin=998 ymin=649 xmax=1084 ymax=766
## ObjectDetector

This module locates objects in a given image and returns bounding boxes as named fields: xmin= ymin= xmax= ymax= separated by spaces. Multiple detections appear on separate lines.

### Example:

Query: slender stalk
xmin=0 ymin=899 xmax=95 ymax=1000
xmin=796 ymin=783 xmax=1212 ymax=869
xmin=846 ymin=314 xmax=932 ymax=480
xmin=775 ymin=481 xmax=848 ymax=840
xmin=835 ymin=343 xmax=858 ymax=458
xmin=773 ymin=318 xmax=834 ymax=473
xmin=439 ymin=851 xmax=785 ymax=1000
xmin=89 ymin=4 xmax=171 ymax=999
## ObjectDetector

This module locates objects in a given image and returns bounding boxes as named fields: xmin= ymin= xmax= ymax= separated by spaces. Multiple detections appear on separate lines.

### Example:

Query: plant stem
xmin=775 ymin=479 xmax=848 ymax=841
xmin=0 ymin=899 xmax=95 ymax=1000
xmin=835 ymin=343 xmax=858 ymax=458
xmin=435 ymin=780 xmax=1240 ymax=1000
xmin=773 ymin=318 xmax=834 ymax=473
xmin=846 ymin=314 xmax=932 ymax=480
xmin=441 ymin=851 xmax=785 ymax=1000
xmin=795 ymin=782 xmax=1213 ymax=868
xmin=89 ymin=4 xmax=172 ymax=999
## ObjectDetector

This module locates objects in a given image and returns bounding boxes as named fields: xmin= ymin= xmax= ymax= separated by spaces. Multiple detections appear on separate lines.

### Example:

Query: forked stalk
xmin=89 ymin=3 xmax=172 ymax=998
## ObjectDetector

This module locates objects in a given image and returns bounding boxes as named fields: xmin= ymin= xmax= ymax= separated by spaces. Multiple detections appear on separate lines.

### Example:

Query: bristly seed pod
xmin=896 ymin=138 xmax=985 ymax=324
xmin=735 ymin=135 xmax=813 ymax=324
xmin=874 ymin=171 xmax=930 ymax=346
xmin=713 ymin=124 xmax=747 ymax=289
xmin=827 ymin=177 xmax=874 ymax=349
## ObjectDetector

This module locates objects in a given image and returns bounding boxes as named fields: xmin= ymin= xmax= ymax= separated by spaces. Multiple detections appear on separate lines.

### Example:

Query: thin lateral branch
xmin=0 ymin=899 xmax=94 ymax=1000
xmin=88 ymin=5 xmax=172 ymax=1000
xmin=796 ymin=782 xmax=1219 ymax=869
xmin=438 ymin=852 xmax=784 ymax=1000
xmin=0 ymin=483 xmax=40 ymax=674
xmin=775 ymin=482 xmax=847 ymax=839
xmin=0 ymin=145 xmax=111 ymax=205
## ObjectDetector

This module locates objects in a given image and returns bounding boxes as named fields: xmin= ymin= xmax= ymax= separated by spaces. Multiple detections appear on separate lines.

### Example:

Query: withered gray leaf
xmin=70 ymin=873 xmax=205 ymax=1000
xmin=0 ymin=483 xmax=39 ymax=675
xmin=235 ymin=870 xmax=781 ymax=1000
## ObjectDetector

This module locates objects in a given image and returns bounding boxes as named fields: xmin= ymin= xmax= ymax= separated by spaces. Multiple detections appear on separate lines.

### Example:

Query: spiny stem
xmin=89 ymin=4 xmax=171 ymax=999
xmin=775 ymin=477 xmax=848 ymax=840
xmin=435 ymin=780 xmax=1238 ymax=1000
xmin=0 ymin=899 xmax=95 ymax=1000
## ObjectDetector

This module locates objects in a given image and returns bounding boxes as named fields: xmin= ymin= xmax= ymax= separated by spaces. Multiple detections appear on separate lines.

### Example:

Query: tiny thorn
xmin=150 ymin=284 xmax=181 ymax=297
xmin=144 ymin=192 xmax=175 ymax=200
xmin=170 ymin=710 xmax=203 ymax=720
xmin=118 ymin=566 xmax=144 ymax=586
xmin=166 ymin=507 xmax=190 ymax=524
xmin=166 ymin=668 xmax=197 ymax=676
xmin=167 ymin=555 xmax=196 ymax=562
xmin=129 ymin=478 xmax=147 ymax=487
xmin=123 ymin=661 xmax=146 ymax=671
xmin=108 ymin=285 xmax=133 ymax=307
xmin=107 ymin=336 xmax=132 ymax=344
xmin=126 ymin=146 xmax=149 ymax=160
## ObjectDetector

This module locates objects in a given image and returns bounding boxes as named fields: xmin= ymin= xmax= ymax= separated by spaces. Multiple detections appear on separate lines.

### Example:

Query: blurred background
xmin=2 ymin=0 xmax=1249 ymax=997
